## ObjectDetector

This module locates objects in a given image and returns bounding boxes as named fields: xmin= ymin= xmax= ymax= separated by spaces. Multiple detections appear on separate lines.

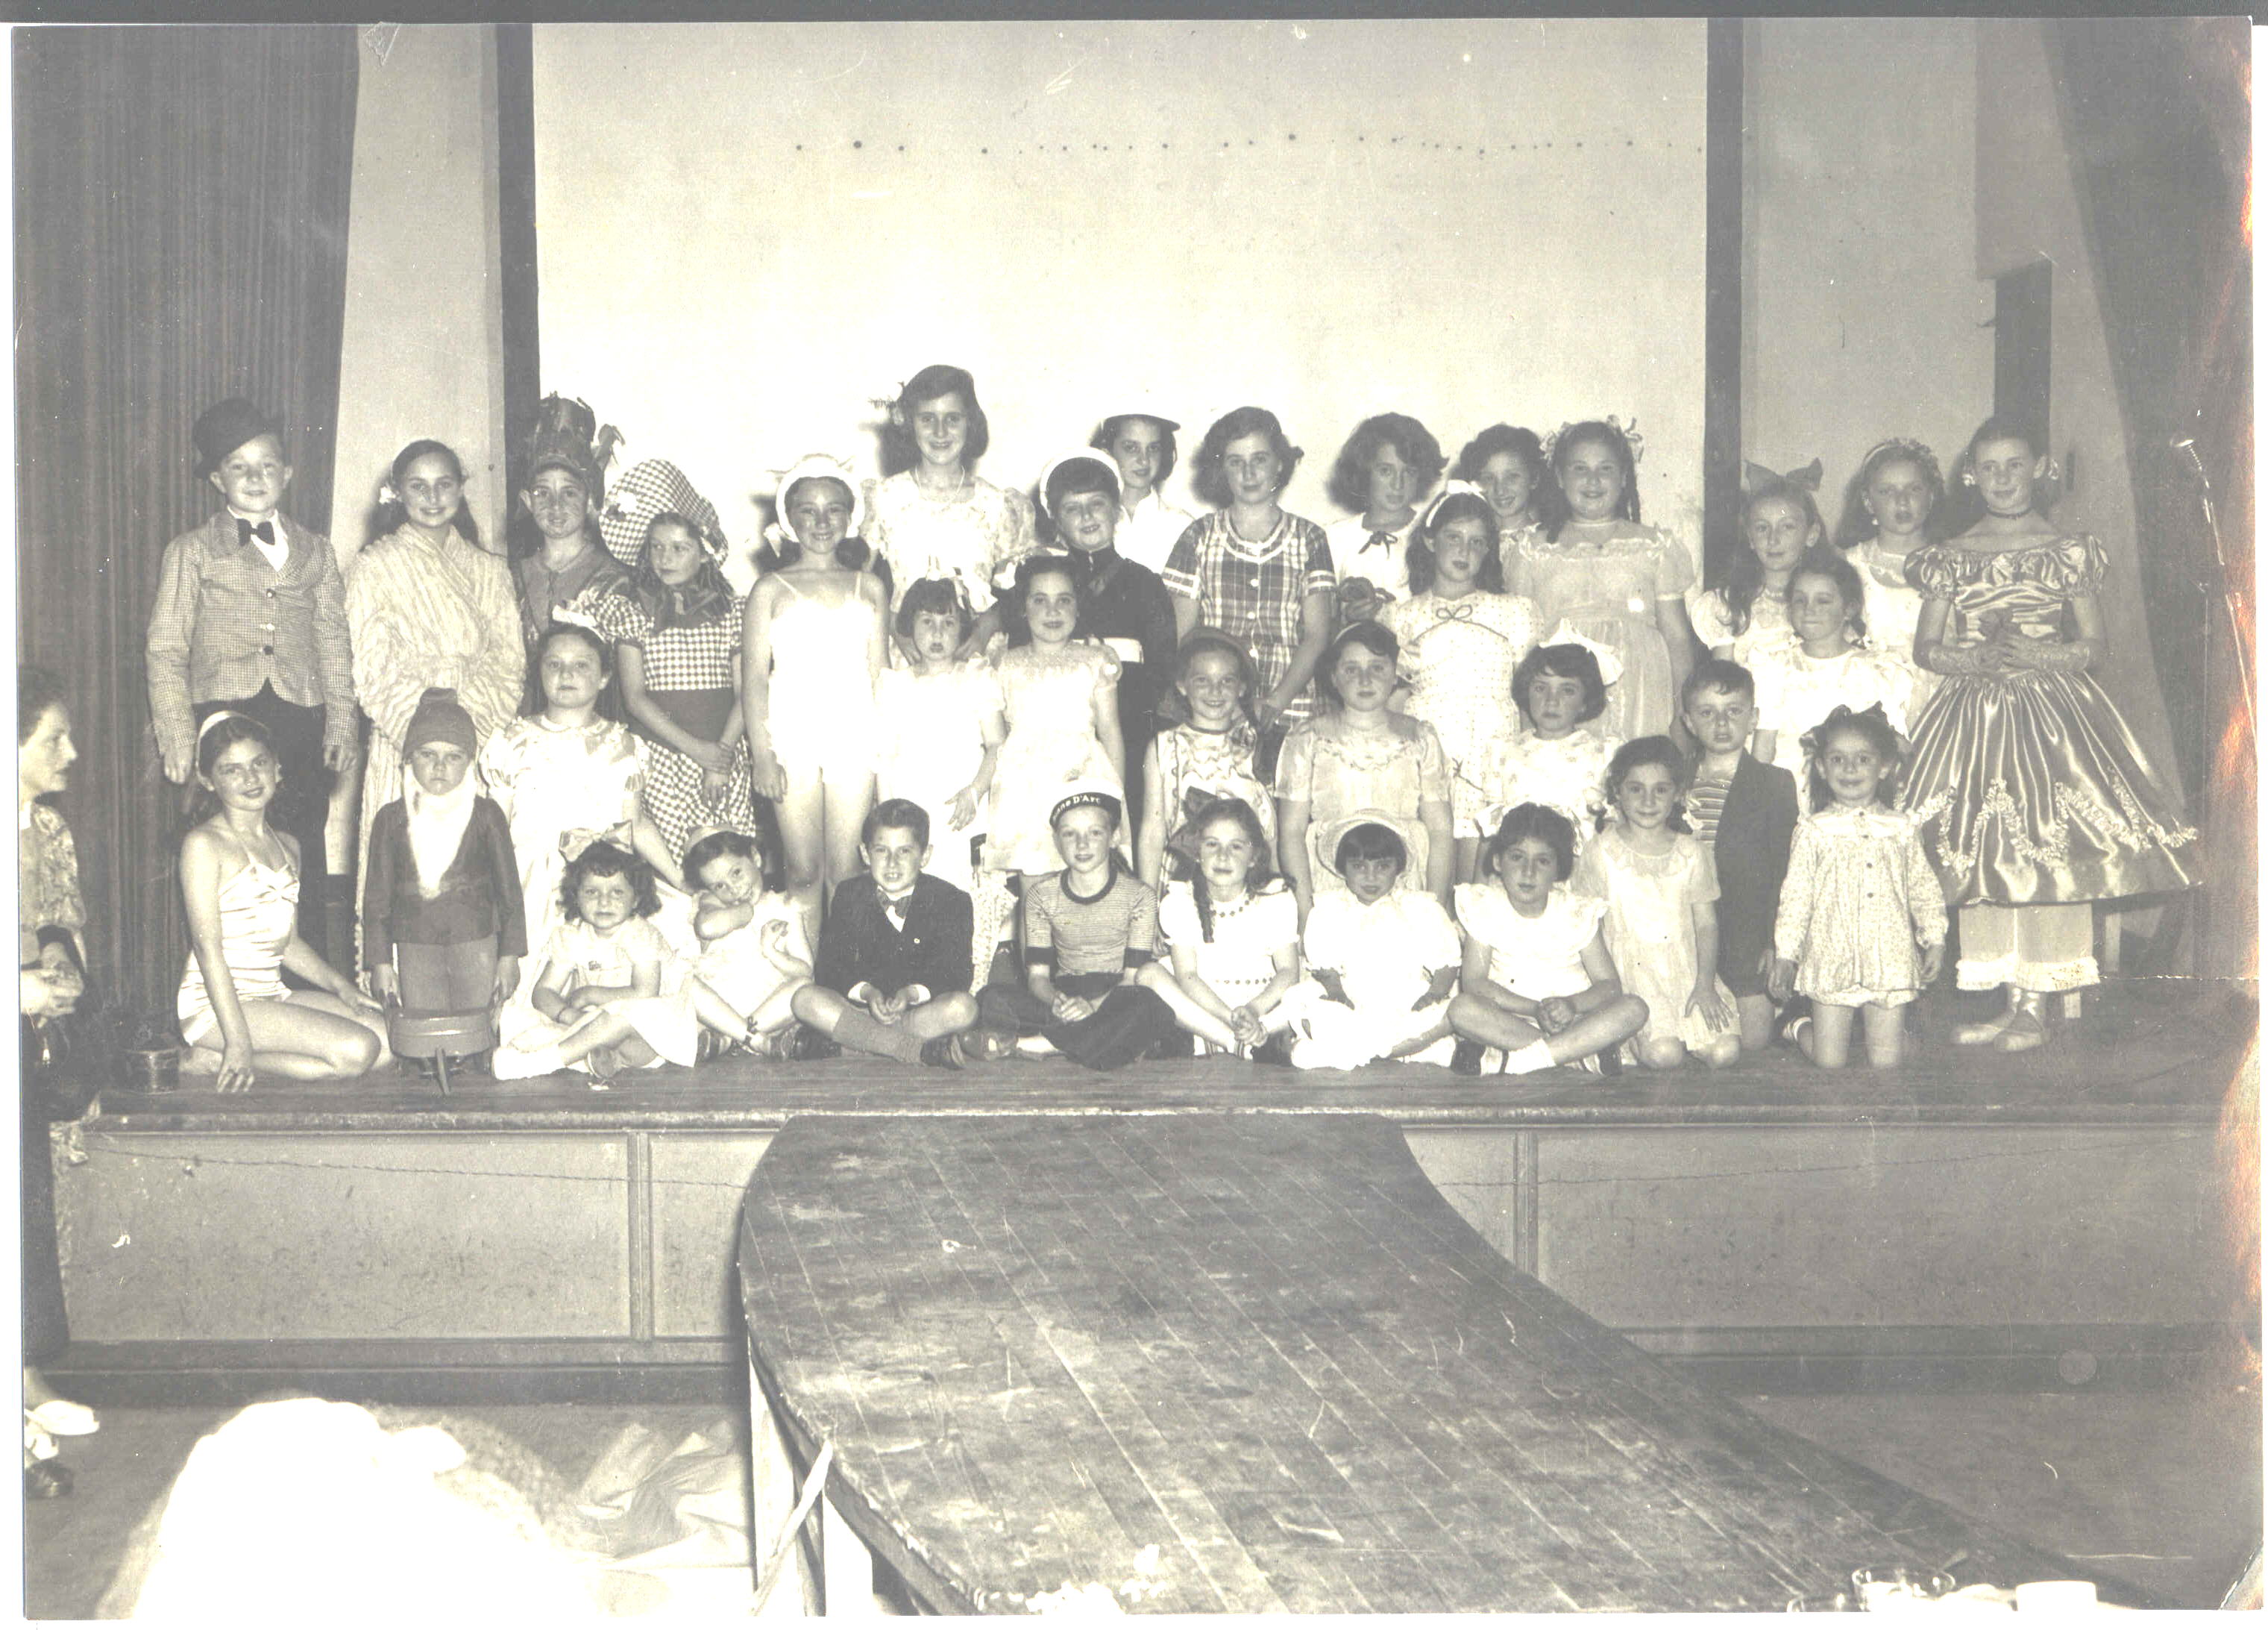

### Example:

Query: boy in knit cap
xmin=362 ymin=689 xmax=526 ymax=1062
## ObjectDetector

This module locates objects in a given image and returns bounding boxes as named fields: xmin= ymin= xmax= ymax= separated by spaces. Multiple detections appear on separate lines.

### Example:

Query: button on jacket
xmin=145 ymin=510 xmax=356 ymax=765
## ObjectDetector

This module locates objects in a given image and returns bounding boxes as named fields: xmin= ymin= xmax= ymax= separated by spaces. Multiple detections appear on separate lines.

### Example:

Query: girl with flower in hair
xmin=1769 ymin=704 xmax=1945 ymax=1068
xmin=864 ymin=363 xmax=1036 ymax=659
xmin=1687 ymin=460 xmax=1826 ymax=665
xmin=1503 ymin=418 xmax=1697 ymax=740
xmin=1451 ymin=423 xmax=1558 ymax=567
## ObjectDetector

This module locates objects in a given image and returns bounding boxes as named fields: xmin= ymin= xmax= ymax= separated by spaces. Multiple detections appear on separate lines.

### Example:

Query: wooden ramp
xmin=738 ymin=1112 xmax=2147 ymax=1614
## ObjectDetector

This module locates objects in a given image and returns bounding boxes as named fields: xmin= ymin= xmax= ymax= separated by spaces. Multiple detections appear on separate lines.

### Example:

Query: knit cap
xmin=403 ymin=689 xmax=477 ymax=756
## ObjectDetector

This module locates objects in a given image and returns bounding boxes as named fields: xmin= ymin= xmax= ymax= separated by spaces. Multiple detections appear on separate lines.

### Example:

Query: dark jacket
xmin=362 ymin=795 xmax=527 ymax=969
xmin=1712 ymin=752 xmax=1800 ymax=972
xmin=815 ymin=874 xmax=975 ymax=1000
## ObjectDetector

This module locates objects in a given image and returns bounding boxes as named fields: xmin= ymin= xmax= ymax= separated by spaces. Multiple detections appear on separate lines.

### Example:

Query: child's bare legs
xmin=1134 ymin=963 xmax=1240 ymax=1051
xmin=778 ymin=768 xmax=873 ymax=945
xmin=1635 ymin=1035 xmax=1686 ymax=1071
xmin=682 ymin=974 xmax=757 ymax=1044
xmin=181 ymin=991 xmax=389 ymax=1082
xmin=1448 ymin=990 xmax=1648 ymax=1068
xmin=776 ymin=776 xmax=829 ymax=943
xmin=1862 ymin=1002 xmax=1907 ymax=1067
xmin=1692 ymin=1029 xmax=1741 ymax=1068
xmin=747 ymin=979 xmax=806 ymax=1041
xmin=1797 ymin=1001 xmax=1858 ymax=1067
xmin=1736 ymin=992 xmax=1776 ymax=1053
xmin=822 ymin=773 xmax=876 ymax=935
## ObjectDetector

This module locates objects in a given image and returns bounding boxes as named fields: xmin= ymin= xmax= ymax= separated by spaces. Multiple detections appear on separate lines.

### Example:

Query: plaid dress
xmin=1159 ymin=511 xmax=1335 ymax=724
xmin=597 ymin=592 xmax=759 ymax=862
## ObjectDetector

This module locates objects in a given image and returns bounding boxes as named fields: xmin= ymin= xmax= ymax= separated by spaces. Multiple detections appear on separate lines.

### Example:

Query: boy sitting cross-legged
xmin=790 ymin=798 xmax=982 ymax=1069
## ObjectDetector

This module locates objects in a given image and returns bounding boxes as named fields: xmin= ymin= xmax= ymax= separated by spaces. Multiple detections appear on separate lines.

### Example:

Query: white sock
xmin=1503 ymin=1039 xmax=1556 ymax=1075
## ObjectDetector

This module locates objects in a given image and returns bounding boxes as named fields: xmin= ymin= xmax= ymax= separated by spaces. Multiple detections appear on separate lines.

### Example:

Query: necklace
xmin=913 ymin=466 xmax=973 ymax=504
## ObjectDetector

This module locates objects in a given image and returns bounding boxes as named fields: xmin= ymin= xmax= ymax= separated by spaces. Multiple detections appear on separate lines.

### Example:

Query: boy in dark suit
xmin=1680 ymin=659 xmax=1799 ymax=1052
xmin=791 ymin=799 xmax=981 ymax=1068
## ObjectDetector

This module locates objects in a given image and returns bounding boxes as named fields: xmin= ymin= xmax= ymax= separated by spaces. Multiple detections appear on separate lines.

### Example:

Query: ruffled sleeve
xmin=1272 ymin=722 xmax=1319 ymax=803
xmin=1686 ymin=586 xmax=1735 ymax=650
xmin=1552 ymin=885 xmax=1609 ymax=952
xmin=1251 ymin=886 xmax=1301 ymax=949
xmin=1650 ymin=524 xmax=1698 ymax=598
xmin=594 ymin=590 xmax=654 ymax=649
xmin=1906 ymin=545 xmax=1964 ymax=602
xmin=1414 ymin=721 xmax=1451 ymax=805
xmin=2047 ymin=534 xmax=2109 ymax=598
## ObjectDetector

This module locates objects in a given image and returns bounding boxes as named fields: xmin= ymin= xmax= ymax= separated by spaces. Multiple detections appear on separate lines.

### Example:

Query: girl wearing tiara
xmin=1901 ymin=416 xmax=2195 ymax=1052
xmin=1503 ymin=419 xmax=1697 ymax=739
xmin=1770 ymin=705 xmax=1946 ymax=1068
xmin=178 ymin=712 xmax=388 ymax=1088
xmin=610 ymin=503 xmax=761 ymax=863
xmin=864 ymin=364 xmax=1037 ymax=656
xmin=1383 ymin=483 xmax=1541 ymax=852
xmin=743 ymin=455 xmax=888 ymax=938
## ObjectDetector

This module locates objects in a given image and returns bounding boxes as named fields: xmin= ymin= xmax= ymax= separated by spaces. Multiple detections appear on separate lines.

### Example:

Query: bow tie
xmin=1430 ymin=600 xmax=1477 ymax=623
xmin=238 ymin=518 xmax=276 ymax=547
xmin=882 ymin=891 xmax=914 ymax=927
xmin=1360 ymin=529 xmax=1399 ymax=554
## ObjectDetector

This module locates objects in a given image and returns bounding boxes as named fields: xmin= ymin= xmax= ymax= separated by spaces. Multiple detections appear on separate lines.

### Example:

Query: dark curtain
xmin=16 ymin=26 xmax=359 ymax=1018
xmin=2047 ymin=18 xmax=2253 ymax=977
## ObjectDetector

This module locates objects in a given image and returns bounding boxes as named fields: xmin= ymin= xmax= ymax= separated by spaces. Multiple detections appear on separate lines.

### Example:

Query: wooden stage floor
xmin=93 ymin=977 xmax=2254 ymax=1132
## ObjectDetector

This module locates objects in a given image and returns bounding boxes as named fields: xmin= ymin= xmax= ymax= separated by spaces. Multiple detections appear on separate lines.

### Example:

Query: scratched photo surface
xmin=14 ymin=13 xmax=2257 ymax=1620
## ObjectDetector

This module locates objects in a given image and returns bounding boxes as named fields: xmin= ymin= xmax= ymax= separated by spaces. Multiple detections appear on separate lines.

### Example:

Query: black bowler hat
xmin=192 ymin=398 xmax=283 ymax=477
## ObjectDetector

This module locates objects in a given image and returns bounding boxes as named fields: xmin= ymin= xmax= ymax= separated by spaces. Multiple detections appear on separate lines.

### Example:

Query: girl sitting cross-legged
xmin=1145 ymin=797 xmax=1304 ymax=1059
xmin=491 ymin=840 xmax=752 ymax=1085
xmin=1448 ymin=803 xmax=1649 ymax=1076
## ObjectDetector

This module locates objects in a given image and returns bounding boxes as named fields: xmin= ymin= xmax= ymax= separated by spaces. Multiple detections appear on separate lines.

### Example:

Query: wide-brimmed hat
xmin=600 ymin=459 xmax=727 ymax=567
xmin=1316 ymin=809 xmax=1421 ymax=882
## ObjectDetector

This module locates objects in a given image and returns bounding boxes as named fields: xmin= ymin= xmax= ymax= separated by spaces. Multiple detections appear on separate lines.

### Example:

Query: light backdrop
xmin=532 ymin=19 xmax=1709 ymax=583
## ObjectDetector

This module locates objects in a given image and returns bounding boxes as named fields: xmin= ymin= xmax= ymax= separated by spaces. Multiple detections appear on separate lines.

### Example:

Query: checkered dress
xmin=603 ymin=592 xmax=759 ymax=860
xmin=1158 ymin=511 xmax=1336 ymax=724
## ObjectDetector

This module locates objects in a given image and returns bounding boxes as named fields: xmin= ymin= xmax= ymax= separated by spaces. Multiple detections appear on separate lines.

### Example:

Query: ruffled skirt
xmin=1901 ymin=670 xmax=2196 ymax=906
